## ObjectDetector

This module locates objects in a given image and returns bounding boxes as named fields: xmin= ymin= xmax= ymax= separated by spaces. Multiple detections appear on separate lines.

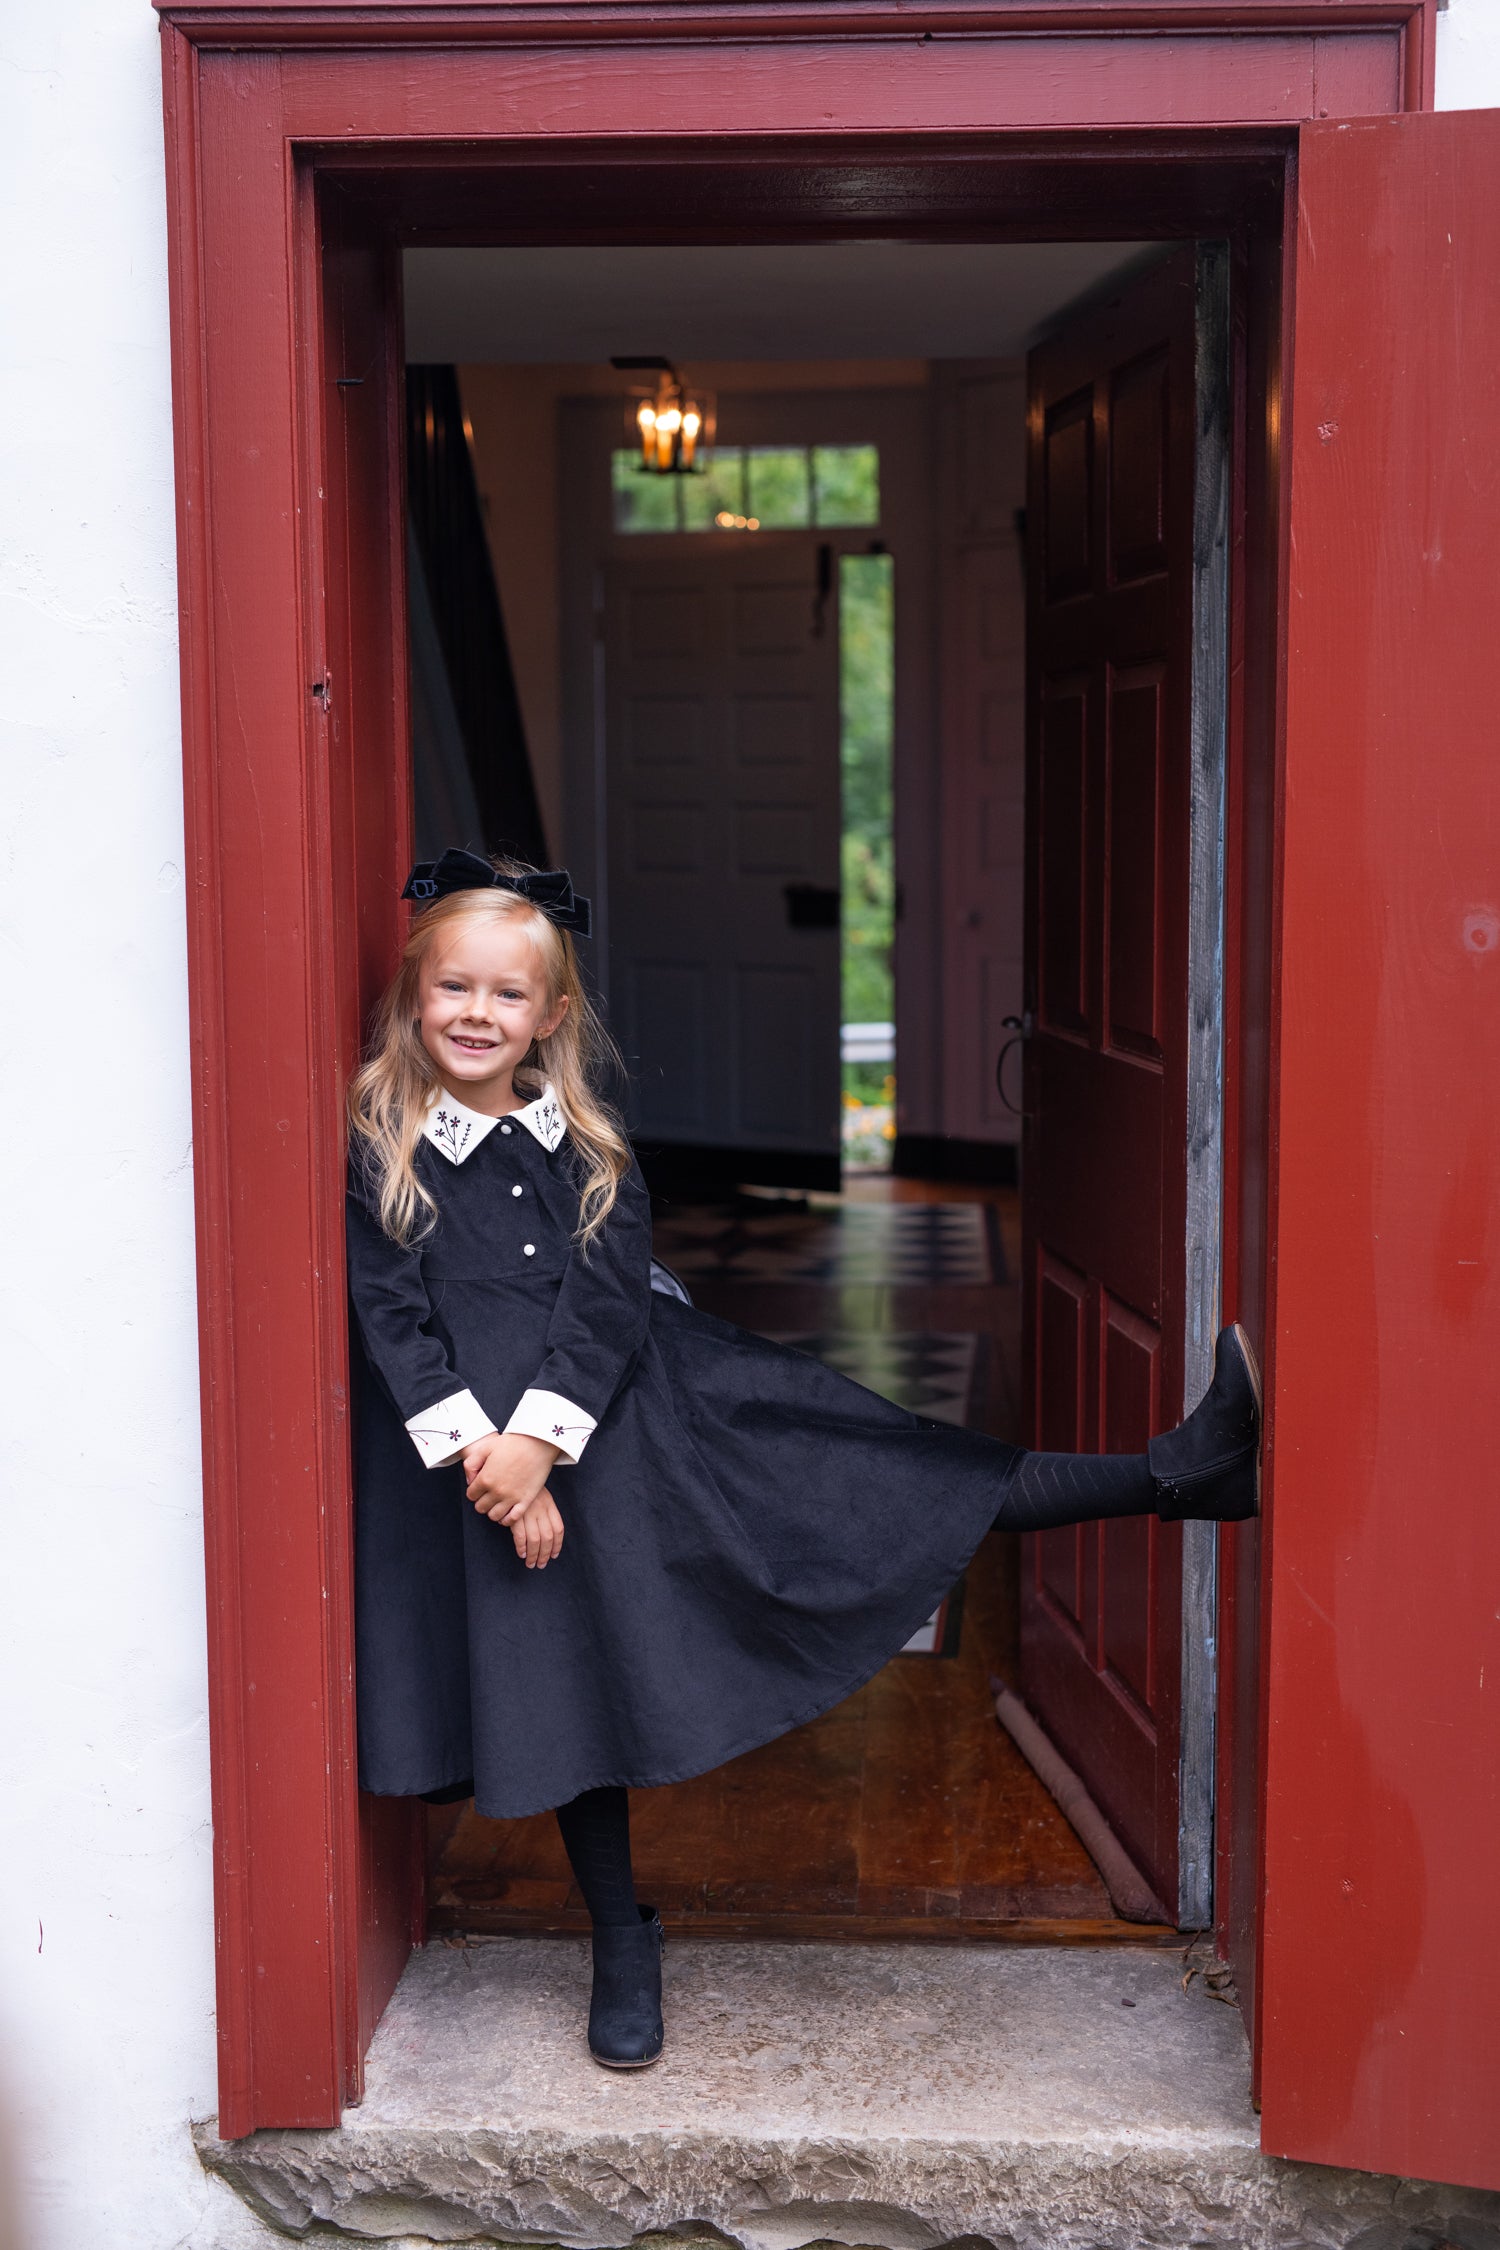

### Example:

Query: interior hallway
xmin=427 ymin=1178 xmax=1172 ymax=1945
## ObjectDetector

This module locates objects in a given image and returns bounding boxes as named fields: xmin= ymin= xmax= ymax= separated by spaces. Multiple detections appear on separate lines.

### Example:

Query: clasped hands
xmin=461 ymin=1431 xmax=564 ymax=1568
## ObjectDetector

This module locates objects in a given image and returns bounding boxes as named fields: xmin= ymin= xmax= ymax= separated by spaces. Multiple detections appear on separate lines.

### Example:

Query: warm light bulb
xmin=658 ymin=407 xmax=682 ymax=434
xmin=637 ymin=401 xmax=656 ymax=432
xmin=679 ymin=406 xmax=702 ymax=471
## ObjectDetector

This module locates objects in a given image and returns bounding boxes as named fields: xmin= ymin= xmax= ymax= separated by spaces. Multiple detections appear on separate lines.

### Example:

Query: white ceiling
xmin=403 ymin=240 xmax=1153 ymax=364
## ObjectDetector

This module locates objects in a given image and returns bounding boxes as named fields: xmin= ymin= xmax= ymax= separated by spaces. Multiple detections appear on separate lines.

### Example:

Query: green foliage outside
xmin=611 ymin=449 xmax=677 ymax=532
xmin=813 ymin=445 xmax=879 ymax=527
xmin=840 ymin=551 xmax=895 ymax=1160
xmin=840 ymin=550 xmax=894 ymax=1023
xmin=608 ymin=443 xmax=894 ymax=1161
xmin=680 ymin=452 xmax=751 ymax=530
xmin=746 ymin=449 xmax=813 ymax=526
xmin=612 ymin=445 xmax=879 ymax=535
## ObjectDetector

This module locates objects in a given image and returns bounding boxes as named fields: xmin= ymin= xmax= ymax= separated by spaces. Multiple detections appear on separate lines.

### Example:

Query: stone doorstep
xmin=196 ymin=1939 xmax=1500 ymax=2250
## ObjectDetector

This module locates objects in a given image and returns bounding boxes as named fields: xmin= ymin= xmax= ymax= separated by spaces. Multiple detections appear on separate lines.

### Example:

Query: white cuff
xmin=502 ymin=1387 xmax=599 ymax=1466
xmin=404 ymin=1388 xmax=498 ymax=1468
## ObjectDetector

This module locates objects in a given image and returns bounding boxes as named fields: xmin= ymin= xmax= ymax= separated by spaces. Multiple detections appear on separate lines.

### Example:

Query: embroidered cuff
xmin=404 ymin=1389 xmax=498 ymax=1468
xmin=502 ymin=1387 xmax=599 ymax=1466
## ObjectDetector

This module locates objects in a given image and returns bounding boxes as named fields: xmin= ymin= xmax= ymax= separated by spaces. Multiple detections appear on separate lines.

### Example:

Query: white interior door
xmin=604 ymin=543 xmax=842 ymax=1163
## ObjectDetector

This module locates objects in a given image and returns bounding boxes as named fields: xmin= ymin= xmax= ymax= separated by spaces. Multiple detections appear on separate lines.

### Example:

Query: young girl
xmin=346 ymin=847 xmax=1260 ymax=2073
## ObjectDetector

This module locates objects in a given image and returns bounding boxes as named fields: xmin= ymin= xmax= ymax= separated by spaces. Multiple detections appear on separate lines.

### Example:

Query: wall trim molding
xmin=153 ymin=1 xmax=1438 ymax=115
xmin=154 ymin=0 xmax=1436 ymax=60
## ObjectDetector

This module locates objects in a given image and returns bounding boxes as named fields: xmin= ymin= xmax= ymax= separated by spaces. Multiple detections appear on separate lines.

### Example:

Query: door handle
xmin=785 ymin=882 xmax=841 ymax=930
xmin=811 ymin=542 xmax=834 ymax=638
xmin=995 ymin=1012 xmax=1031 ymax=1116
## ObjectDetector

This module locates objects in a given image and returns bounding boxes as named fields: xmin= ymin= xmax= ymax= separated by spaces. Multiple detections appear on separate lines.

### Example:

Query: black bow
xmin=401 ymin=850 xmax=592 ymax=938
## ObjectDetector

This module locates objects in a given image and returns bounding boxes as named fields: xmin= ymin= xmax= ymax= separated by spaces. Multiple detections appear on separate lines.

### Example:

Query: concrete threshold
xmin=197 ymin=1938 xmax=1500 ymax=2250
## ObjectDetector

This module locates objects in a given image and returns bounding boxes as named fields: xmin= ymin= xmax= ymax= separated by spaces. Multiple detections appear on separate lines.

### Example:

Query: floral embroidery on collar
xmin=420 ymin=1082 xmax=567 ymax=1163
xmin=420 ymin=1090 xmax=500 ymax=1165
xmin=428 ymin=1107 xmax=474 ymax=1164
xmin=517 ymin=1089 xmax=565 ymax=1153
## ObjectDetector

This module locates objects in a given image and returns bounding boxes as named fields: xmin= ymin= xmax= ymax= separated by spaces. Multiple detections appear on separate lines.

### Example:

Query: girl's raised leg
xmin=995 ymin=1323 xmax=1262 ymax=1533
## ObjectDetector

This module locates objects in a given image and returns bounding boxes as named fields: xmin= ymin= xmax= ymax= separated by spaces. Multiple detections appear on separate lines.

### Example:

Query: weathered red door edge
xmin=1259 ymin=105 xmax=1500 ymax=2192
xmin=1213 ymin=198 xmax=1292 ymax=2090
xmin=154 ymin=0 xmax=1431 ymax=2141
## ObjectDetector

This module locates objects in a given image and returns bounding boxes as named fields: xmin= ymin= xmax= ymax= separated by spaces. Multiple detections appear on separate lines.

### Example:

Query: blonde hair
xmin=347 ymin=864 xmax=632 ymax=1253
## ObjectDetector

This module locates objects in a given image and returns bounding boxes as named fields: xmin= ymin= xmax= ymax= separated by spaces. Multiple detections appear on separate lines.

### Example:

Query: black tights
xmin=424 ymin=1771 xmax=641 ymax=1925
xmin=995 ymin=1447 xmax=1155 ymax=1531
xmin=425 ymin=1778 xmax=640 ymax=1927
xmin=550 ymin=1448 xmax=1156 ymax=1926
xmin=555 ymin=1784 xmax=639 ymax=1926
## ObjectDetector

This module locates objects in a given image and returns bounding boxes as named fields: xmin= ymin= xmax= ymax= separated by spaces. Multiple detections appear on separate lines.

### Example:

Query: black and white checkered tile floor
xmin=763 ymin=1330 xmax=980 ymax=1426
xmin=655 ymin=1197 xmax=1004 ymax=1287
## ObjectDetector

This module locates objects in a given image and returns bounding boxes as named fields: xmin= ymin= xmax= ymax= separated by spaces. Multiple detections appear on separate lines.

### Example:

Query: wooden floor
xmin=427 ymin=1174 xmax=1173 ymax=1946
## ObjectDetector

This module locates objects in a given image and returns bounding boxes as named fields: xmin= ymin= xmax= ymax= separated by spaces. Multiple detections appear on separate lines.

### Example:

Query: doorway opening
xmin=839 ymin=543 xmax=897 ymax=1170
xmin=601 ymin=440 xmax=901 ymax=1170
xmin=402 ymin=234 xmax=1217 ymax=1946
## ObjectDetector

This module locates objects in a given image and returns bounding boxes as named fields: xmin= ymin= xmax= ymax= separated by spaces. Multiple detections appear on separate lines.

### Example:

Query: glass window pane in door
xmin=746 ymin=448 xmax=812 ymax=527
xmin=813 ymin=444 xmax=880 ymax=527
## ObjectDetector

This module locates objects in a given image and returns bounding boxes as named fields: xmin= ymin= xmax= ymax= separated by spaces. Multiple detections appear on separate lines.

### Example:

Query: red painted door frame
xmin=154 ymin=0 xmax=1442 ymax=2156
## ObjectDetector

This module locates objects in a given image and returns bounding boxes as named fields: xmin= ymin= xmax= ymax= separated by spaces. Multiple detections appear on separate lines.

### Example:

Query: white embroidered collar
xmin=422 ymin=1081 xmax=566 ymax=1164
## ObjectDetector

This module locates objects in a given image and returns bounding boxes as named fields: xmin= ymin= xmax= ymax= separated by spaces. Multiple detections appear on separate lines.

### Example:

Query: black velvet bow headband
xmin=401 ymin=849 xmax=593 ymax=938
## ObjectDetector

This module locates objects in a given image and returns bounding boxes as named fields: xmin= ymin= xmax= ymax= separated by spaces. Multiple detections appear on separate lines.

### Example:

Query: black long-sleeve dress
xmin=347 ymin=1083 xmax=1017 ymax=1818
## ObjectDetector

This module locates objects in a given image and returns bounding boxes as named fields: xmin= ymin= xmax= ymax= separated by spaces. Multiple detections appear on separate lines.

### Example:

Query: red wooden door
xmin=1019 ymin=249 xmax=1198 ymax=1916
xmin=1259 ymin=107 xmax=1500 ymax=2191
xmin=318 ymin=184 xmax=427 ymax=2094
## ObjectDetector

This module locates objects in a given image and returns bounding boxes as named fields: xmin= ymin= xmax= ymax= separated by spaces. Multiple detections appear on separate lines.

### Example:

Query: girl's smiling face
xmin=417 ymin=916 xmax=568 ymax=1112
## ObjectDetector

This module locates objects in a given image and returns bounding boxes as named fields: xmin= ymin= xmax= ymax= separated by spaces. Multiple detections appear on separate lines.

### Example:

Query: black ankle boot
xmin=1149 ymin=1324 xmax=1262 ymax=1522
xmin=588 ymin=1906 xmax=664 ymax=2069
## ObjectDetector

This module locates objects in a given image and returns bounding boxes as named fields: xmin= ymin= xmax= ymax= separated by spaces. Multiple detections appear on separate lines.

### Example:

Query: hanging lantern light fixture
xmin=612 ymin=356 xmax=715 ymax=476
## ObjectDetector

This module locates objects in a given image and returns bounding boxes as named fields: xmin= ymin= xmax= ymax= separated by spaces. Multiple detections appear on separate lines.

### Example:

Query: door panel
xmin=1038 ymin=677 xmax=1089 ymax=1033
xmin=1259 ymin=108 xmax=1500 ymax=2191
xmin=1036 ymin=1254 xmax=1088 ymax=1630
xmin=1021 ymin=249 xmax=1197 ymax=1911
xmin=606 ymin=547 xmax=842 ymax=1166
xmin=1042 ymin=394 xmax=1093 ymax=598
xmin=1034 ymin=1040 xmax=1164 ymax=1311
xmin=1107 ymin=350 xmax=1169 ymax=577
xmin=1099 ymin=1302 xmax=1159 ymax=1711
xmin=1105 ymin=671 xmax=1164 ymax=1055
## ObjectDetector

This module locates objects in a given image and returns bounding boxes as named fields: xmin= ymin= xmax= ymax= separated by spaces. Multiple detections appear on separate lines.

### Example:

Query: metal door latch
xmin=996 ymin=1011 xmax=1032 ymax=1114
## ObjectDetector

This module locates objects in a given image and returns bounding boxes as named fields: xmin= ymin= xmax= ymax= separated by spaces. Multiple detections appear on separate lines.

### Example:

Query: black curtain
xmin=405 ymin=364 xmax=548 ymax=867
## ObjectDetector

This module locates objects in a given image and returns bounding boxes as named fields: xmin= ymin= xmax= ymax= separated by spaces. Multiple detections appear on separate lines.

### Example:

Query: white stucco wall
xmin=1436 ymin=0 xmax=1500 ymax=111
xmin=0 ymin=3 xmax=1496 ymax=2246
xmin=0 ymin=6 xmax=265 ymax=2248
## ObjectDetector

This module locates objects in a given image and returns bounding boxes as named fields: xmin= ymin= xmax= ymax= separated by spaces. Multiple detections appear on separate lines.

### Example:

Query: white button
xmin=512 ymin=1185 xmax=523 ymax=1197
xmin=523 ymin=1243 xmax=536 ymax=1256
xmin=500 ymin=1123 xmax=512 ymax=1134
